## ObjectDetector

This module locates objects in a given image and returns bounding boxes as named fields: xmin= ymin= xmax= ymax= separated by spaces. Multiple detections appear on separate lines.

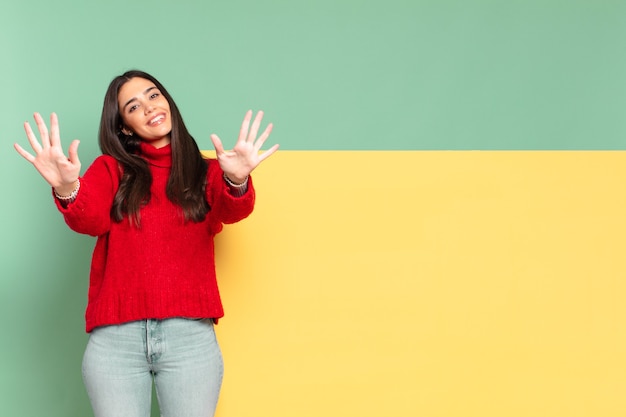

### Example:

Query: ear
xmin=121 ymin=126 xmax=133 ymax=136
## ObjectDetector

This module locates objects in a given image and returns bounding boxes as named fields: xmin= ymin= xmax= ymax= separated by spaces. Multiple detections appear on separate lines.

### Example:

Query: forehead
xmin=117 ymin=77 xmax=157 ymax=103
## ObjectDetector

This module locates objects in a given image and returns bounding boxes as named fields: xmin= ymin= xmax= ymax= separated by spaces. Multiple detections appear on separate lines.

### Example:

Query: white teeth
xmin=150 ymin=115 xmax=164 ymax=125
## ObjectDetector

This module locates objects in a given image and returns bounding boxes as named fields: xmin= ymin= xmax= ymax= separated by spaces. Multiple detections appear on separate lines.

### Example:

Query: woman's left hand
xmin=210 ymin=110 xmax=279 ymax=183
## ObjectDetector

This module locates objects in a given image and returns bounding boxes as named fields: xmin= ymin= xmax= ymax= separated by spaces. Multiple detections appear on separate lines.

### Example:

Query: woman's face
xmin=118 ymin=77 xmax=172 ymax=148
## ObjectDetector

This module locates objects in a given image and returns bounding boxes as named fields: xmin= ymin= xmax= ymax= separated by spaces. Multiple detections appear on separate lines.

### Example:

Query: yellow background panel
xmin=207 ymin=151 xmax=626 ymax=417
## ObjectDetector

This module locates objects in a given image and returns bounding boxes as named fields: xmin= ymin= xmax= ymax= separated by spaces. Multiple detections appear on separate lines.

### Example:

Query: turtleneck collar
xmin=139 ymin=142 xmax=172 ymax=168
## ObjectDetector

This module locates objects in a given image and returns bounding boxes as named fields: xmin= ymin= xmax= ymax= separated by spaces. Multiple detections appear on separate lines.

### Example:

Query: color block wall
xmin=214 ymin=150 xmax=626 ymax=416
xmin=2 ymin=1 xmax=626 ymax=416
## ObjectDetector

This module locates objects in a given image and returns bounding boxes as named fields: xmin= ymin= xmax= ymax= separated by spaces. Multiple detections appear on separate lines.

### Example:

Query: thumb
xmin=210 ymin=134 xmax=225 ymax=155
xmin=68 ymin=139 xmax=81 ymax=167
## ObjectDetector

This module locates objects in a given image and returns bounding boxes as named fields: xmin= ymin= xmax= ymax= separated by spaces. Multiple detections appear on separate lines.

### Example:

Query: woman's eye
xmin=129 ymin=105 xmax=139 ymax=113
xmin=150 ymin=93 xmax=159 ymax=99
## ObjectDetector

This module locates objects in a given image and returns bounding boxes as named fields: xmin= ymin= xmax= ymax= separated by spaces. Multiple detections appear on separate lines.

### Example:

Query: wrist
xmin=223 ymin=173 xmax=249 ymax=197
xmin=54 ymin=179 xmax=80 ymax=201
xmin=223 ymin=173 xmax=249 ymax=188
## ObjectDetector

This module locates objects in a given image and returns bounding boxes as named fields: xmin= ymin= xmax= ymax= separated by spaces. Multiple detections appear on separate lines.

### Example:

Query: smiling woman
xmin=13 ymin=69 xmax=279 ymax=417
xmin=118 ymin=78 xmax=172 ymax=148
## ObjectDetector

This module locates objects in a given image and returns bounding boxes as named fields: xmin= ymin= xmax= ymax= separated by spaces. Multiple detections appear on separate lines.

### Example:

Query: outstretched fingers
xmin=237 ymin=110 xmax=253 ymax=144
xmin=23 ymin=119 xmax=43 ymax=155
xmin=258 ymin=143 xmax=280 ymax=163
xmin=49 ymin=112 xmax=61 ymax=147
xmin=247 ymin=110 xmax=264 ymax=142
xmin=33 ymin=112 xmax=51 ymax=149
xmin=13 ymin=142 xmax=36 ymax=163
xmin=253 ymin=122 xmax=273 ymax=151
xmin=216 ymin=110 xmax=278 ymax=172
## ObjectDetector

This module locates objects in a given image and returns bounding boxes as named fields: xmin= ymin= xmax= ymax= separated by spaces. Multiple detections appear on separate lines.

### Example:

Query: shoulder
xmin=89 ymin=154 xmax=118 ymax=165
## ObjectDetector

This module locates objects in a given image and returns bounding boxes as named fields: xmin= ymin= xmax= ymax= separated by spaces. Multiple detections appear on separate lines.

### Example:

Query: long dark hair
xmin=98 ymin=70 xmax=209 ymax=225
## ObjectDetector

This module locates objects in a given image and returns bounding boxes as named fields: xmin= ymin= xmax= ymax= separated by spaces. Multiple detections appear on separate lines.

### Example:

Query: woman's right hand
xmin=14 ymin=112 xmax=81 ymax=195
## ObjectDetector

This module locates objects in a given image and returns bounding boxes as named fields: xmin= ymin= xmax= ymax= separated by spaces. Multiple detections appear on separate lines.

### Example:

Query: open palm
xmin=14 ymin=112 xmax=81 ymax=190
xmin=210 ymin=110 xmax=279 ymax=183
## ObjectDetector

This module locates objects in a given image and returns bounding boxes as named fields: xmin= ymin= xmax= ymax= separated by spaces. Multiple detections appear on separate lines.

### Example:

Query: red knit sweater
xmin=55 ymin=142 xmax=255 ymax=332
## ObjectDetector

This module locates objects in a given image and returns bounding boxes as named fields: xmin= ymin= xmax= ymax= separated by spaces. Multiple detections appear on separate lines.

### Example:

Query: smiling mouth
xmin=148 ymin=114 xmax=166 ymax=126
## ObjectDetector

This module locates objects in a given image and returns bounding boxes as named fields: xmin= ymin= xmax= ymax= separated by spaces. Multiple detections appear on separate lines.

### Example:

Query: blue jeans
xmin=82 ymin=318 xmax=223 ymax=417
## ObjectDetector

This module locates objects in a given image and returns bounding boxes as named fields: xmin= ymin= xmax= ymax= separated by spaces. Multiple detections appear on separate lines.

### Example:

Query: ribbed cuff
xmin=223 ymin=174 xmax=249 ymax=197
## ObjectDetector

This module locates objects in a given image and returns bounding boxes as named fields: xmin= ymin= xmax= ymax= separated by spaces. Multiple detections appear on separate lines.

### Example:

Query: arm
xmin=15 ymin=112 xmax=118 ymax=236
xmin=206 ymin=110 xmax=277 ymax=224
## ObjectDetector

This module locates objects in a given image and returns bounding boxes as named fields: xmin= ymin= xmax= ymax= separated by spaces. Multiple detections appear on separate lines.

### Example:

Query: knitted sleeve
xmin=54 ymin=155 xmax=120 ymax=236
xmin=205 ymin=159 xmax=255 ymax=225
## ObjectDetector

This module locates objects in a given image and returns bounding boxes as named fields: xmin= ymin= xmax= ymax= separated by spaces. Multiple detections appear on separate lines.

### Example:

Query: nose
xmin=144 ymin=103 xmax=155 ymax=114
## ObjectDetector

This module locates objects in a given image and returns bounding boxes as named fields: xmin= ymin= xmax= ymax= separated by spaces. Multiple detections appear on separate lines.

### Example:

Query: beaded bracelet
xmin=223 ymin=173 xmax=249 ymax=188
xmin=54 ymin=179 xmax=81 ymax=201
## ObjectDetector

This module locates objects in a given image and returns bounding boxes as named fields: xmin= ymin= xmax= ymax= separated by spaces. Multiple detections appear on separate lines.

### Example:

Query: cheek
xmin=123 ymin=114 xmax=142 ymax=130
xmin=159 ymin=98 xmax=172 ymax=111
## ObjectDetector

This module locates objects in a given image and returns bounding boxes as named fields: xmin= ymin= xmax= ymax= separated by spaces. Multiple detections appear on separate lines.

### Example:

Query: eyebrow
xmin=122 ymin=86 xmax=158 ymax=111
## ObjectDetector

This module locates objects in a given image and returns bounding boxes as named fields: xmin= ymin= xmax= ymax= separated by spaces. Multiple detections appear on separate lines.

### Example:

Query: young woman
xmin=14 ymin=70 xmax=279 ymax=417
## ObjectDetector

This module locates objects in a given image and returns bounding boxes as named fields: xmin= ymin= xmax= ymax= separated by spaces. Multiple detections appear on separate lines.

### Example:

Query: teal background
xmin=1 ymin=0 xmax=625 ymax=416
